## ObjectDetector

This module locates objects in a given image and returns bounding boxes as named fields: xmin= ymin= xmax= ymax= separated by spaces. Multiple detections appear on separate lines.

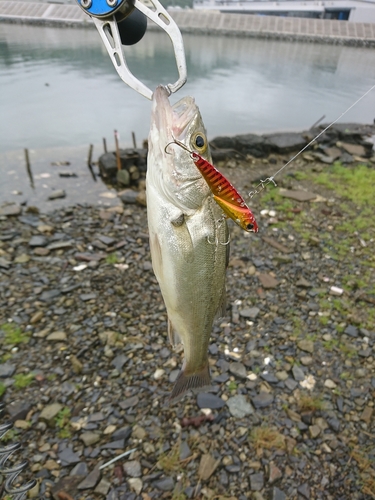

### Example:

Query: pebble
xmin=128 ymin=477 xmax=143 ymax=494
xmin=239 ymin=306 xmax=260 ymax=319
xmin=229 ymin=362 xmax=248 ymax=379
xmin=250 ymin=472 xmax=264 ymax=491
xmin=0 ymin=362 xmax=16 ymax=378
xmin=226 ymin=395 xmax=254 ymax=418
xmin=80 ymin=432 xmax=100 ymax=446
xmin=123 ymin=460 xmax=141 ymax=478
xmin=46 ymin=331 xmax=67 ymax=341
xmin=297 ymin=340 xmax=314 ymax=353
xmin=197 ymin=392 xmax=226 ymax=409
xmin=153 ymin=368 xmax=165 ymax=380
xmin=252 ymin=392 xmax=274 ymax=409
xmin=39 ymin=403 xmax=63 ymax=427
xmin=292 ymin=365 xmax=305 ymax=381
xmin=48 ymin=189 xmax=66 ymax=200
xmin=153 ymin=476 xmax=175 ymax=491
xmin=324 ymin=379 xmax=337 ymax=389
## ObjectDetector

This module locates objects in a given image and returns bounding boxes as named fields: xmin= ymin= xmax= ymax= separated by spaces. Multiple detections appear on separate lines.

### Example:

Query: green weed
xmin=0 ymin=382 xmax=6 ymax=397
xmin=1 ymin=323 xmax=30 ymax=345
xmin=105 ymin=253 xmax=118 ymax=264
xmin=55 ymin=407 xmax=72 ymax=439
xmin=14 ymin=373 xmax=35 ymax=389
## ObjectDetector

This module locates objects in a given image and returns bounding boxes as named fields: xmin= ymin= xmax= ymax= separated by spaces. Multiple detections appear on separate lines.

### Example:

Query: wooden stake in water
xmin=132 ymin=131 xmax=137 ymax=149
xmin=87 ymin=144 xmax=96 ymax=182
xmin=103 ymin=137 xmax=107 ymax=153
xmin=114 ymin=130 xmax=121 ymax=171
xmin=24 ymin=148 xmax=34 ymax=188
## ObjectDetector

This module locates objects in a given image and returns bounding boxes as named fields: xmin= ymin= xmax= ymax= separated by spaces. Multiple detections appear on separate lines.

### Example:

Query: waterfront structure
xmin=193 ymin=0 xmax=375 ymax=22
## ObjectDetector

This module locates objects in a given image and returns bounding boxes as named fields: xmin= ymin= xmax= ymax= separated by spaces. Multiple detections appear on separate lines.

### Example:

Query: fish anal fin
xmin=168 ymin=360 xmax=211 ymax=404
xmin=215 ymin=286 xmax=227 ymax=320
xmin=168 ymin=319 xmax=181 ymax=347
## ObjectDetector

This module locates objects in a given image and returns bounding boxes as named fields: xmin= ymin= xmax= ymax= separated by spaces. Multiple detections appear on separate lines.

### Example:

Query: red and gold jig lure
xmin=165 ymin=137 xmax=258 ymax=233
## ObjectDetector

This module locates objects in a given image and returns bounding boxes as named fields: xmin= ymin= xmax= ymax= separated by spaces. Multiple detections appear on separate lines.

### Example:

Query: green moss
xmin=14 ymin=373 xmax=35 ymax=389
xmin=228 ymin=381 xmax=237 ymax=391
xmin=55 ymin=407 xmax=72 ymax=439
xmin=105 ymin=253 xmax=118 ymax=264
xmin=0 ymin=382 xmax=6 ymax=397
xmin=1 ymin=323 xmax=30 ymax=345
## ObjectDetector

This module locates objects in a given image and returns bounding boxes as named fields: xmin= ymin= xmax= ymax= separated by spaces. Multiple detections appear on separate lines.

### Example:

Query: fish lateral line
xmin=165 ymin=137 xmax=258 ymax=233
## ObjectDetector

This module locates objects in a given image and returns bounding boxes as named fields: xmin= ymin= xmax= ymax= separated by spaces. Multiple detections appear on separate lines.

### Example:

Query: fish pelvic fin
xmin=169 ymin=360 xmax=211 ymax=404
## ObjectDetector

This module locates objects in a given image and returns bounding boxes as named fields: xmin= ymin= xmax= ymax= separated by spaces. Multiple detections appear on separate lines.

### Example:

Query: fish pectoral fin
xmin=169 ymin=360 xmax=211 ymax=404
xmin=171 ymin=215 xmax=194 ymax=263
xmin=168 ymin=319 xmax=181 ymax=347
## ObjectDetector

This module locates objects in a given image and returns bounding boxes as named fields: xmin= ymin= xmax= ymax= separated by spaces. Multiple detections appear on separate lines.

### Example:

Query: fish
xmin=146 ymin=85 xmax=229 ymax=403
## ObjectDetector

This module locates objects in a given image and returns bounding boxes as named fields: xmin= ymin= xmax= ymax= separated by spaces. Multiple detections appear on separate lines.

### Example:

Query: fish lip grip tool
xmin=76 ymin=0 xmax=187 ymax=100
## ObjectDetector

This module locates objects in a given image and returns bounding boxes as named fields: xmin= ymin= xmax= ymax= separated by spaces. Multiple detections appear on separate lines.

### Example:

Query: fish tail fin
xmin=169 ymin=361 xmax=211 ymax=404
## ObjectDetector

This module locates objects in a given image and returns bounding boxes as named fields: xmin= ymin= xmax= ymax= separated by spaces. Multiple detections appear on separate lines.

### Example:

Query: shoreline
xmin=1 ymin=2 xmax=375 ymax=47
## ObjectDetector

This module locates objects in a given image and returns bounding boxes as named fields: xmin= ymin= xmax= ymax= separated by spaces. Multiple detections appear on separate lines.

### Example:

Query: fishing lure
xmin=165 ymin=138 xmax=258 ymax=233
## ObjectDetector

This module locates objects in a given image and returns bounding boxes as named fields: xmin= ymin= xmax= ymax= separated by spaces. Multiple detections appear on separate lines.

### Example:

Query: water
xmin=1 ymin=23 xmax=375 ymax=208
xmin=1 ymin=23 xmax=375 ymax=153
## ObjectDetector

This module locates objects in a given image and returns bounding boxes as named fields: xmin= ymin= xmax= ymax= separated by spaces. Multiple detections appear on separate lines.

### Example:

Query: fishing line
xmin=247 ymin=83 xmax=375 ymax=200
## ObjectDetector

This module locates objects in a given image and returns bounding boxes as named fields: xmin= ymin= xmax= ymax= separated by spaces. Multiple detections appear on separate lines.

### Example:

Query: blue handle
xmin=79 ymin=0 xmax=127 ymax=18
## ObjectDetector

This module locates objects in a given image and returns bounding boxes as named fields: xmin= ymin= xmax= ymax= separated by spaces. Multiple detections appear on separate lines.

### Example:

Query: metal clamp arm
xmin=77 ymin=0 xmax=187 ymax=100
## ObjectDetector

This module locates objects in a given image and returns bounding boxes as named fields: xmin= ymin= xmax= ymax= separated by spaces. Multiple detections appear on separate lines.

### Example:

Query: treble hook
xmin=164 ymin=136 xmax=192 ymax=155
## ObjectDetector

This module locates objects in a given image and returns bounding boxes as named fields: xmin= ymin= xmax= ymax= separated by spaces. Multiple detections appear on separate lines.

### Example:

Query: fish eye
xmin=246 ymin=223 xmax=254 ymax=230
xmin=191 ymin=133 xmax=207 ymax=153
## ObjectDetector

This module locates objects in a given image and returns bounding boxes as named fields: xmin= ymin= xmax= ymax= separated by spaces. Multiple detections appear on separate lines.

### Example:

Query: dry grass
xmin=297 ymin=393 xmax=326 ymax=412
xmin=350 ymin=448 xmax=375 ymax=499
xmin=249 ymin=426 xmax=286 ymax=456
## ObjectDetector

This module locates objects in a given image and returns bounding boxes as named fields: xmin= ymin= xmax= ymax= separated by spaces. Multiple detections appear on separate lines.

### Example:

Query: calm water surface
xmin=1 ymin=23 xmax=375 ymax=153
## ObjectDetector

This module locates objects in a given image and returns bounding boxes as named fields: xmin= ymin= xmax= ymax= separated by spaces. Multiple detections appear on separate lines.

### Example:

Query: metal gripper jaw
xmin=77 ymin=0 xmax=187 ymax=100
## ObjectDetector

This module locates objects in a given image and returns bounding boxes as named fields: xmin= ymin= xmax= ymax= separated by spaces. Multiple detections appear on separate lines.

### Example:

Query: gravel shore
xmin=0 ymin=156 xmax=374 ymax=500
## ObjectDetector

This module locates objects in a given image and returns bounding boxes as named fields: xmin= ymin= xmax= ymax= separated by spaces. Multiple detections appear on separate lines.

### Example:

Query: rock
xmin=264 ymin=132 xmax=306 ymax=153
xmin=279 ymin=189 xmax=317 ymax=202
xmin=80 ymin=432 xmax=100 ymax=446
xmin=47 ymin=241 xmax=74 ymax=251
xmin=341 ymin=142 xmax=366 ymax=157
xmin=239 ymin=307 xmax=260 ymax=319
xmin=123 ymin=460 xmax=141 ymax=478
xmin=179 ymin=441 xmax=192 ymax=460
xmin=344 ymin=325 xmax=358 ymax=337
xmin=59 ymin=447 xmax=81 ymax=466
xmin=0 ymin=204 xmax=22 ymax=216
xmin=154 ymin=476 xmax=175 ymax=491
xmin=268 ymin=463 xmax=282 ymax=484
xmin=99 ymin=152 xmax=117 ymax=178
xmin=116 ymin=169 xmax=130 ymax=186
xmin=226 ymin=395 xmax=254 ymax=418
xmin=252 ymin=392 xmax=274 ymax=409
xmin=30 ymin=311 xmax=44 ymax=324
xmin=297 ymin=340 xmax=314 ymax=354
xmin=360 ymin=406 xmax=373 ymax=424
xmin=80 ymin=293 xmax=97 ymax=301
xmin=136 ymin=190 xmax=147 ymax=207
xmin=95 ymin=479 xmax=111 ymax=496
xmin=70 ymin=462 xmax=89 ymax=476
xmin=198 ymin=454 xmax=221 ymax=481
xmin=295 ymin=277 xmax=312 ymax=288
xmin=229 ymin=362 xmax=248 ymax=379
xmin=14 ymin=253 xmax=30 ymax=264
xmin=29 ymin=235 xmax=48 ymax=247
xmin=309 ymin=425 xmax=321 ymax=438
xmin=121 ymin=395 xmax=139 ymax=410
xmin=46 ymin=331 xmax=67 ymax=341
xmin=297 ymin=483 xmax=310 ymax=499
xmin=39 ymin=403 xmax=63 ymax=427
xmin=51 ymin=475 xmax=84 ymax=500
xmin=197 ymin=393 xmax=226 ymax=409
xmin=292 ymin=365 xmax=305 ymax=381
xmin=153 ymin=368 xmax=165 ymax=380
xmin=119 ymin=189 xmax=139 ymax=204
xmin=6 ymin=401 xmax=33 ymax=421
xmin=77 ymin=464 xmax=102 ymax=489
xmin=324 ymin=379 xmax=337 ymax=389
xmin=0 ymin=257 xmax=11 ymax=269
xmin=250 ymin=472 xmax=264 ymax=491
xmin=0 ymin=363 xmax=16 ymax=378
xmin=128 ymin=478 xmax=143 ymax=495
xmin=258 ymin=273 xmax=278 ymax=289
xmin=272 ymin=487 xmax=287 ymax=500
xmin=48 ymin=190 xmax=66 ymax=200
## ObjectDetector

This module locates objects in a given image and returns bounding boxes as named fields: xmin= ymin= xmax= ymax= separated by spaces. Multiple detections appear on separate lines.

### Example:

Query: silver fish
xmin=146 ymin=86 xmax=229 ymax=402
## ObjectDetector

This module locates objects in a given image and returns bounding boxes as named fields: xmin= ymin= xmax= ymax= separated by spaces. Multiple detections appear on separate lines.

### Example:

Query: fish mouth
xmin=152 ymin=86 xmax=198 ymax=146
